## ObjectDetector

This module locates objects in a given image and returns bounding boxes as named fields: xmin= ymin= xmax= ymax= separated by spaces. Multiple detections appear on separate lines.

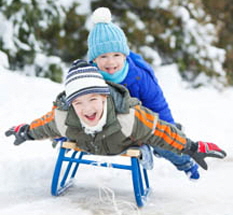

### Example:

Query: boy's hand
xmin=5 ymin=124 xmax=34 ymax=145
xmin=184 ymin=141 xmax=227 ymax=170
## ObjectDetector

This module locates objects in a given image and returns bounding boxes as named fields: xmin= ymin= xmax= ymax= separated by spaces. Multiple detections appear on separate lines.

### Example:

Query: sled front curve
xmin=51 ymin=140 xmax=151 ymax=207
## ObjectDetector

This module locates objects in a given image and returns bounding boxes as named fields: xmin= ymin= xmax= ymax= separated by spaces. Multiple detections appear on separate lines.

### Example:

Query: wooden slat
xmin=62 ymin=141 xmax=83 ymax=151
xmin=122 ymin=149 xmax=141 ymax=157
xmin=62 ymin=141 xmax=141 ymax=157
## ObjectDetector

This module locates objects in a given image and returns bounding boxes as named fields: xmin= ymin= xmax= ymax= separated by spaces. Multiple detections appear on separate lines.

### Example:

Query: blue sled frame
xmin=51 ymin=139 xmax=151 ymax=207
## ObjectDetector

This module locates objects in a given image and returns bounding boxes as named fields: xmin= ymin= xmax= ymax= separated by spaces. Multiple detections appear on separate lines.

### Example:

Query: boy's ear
xmin=101 ymin=94 xmax=108 ymax=99
xmin=101 ymin=95 xmax=108 ymax=102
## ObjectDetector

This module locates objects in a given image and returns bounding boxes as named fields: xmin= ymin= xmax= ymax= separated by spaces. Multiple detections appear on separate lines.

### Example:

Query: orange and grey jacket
xmin=28 ymin=82 xmax=189 ymax=155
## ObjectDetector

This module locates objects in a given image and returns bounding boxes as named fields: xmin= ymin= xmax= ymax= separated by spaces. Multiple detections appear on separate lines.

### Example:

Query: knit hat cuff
xmin=88 ymin=41 xmax=130 ymax=61
xmin=66 ymin=87 xmax=110 ymax=104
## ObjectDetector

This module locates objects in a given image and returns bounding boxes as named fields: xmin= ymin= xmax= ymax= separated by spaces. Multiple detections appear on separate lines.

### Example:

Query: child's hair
xmin=65 ymin=59 xmax=110 ymax=104
xmin=87 ymin=7 xmax=130 ymax=61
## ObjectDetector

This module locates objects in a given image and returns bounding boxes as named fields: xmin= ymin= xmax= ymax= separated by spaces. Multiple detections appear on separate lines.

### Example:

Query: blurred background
xmin=0 ymin=0 xmax=232 ymax=88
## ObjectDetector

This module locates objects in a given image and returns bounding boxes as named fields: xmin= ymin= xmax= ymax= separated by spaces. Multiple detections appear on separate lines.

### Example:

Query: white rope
xmin=98 ymin=185 xmax=141 ymax=215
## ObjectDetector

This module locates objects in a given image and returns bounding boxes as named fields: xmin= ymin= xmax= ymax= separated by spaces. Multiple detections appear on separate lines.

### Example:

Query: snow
xmin=0 ymin=51 xmax=9 ymax=68
xmin=1 ymin=62 xmax=233 ymax=215
xmin=0 ymin=13 xmax=16 ymax=53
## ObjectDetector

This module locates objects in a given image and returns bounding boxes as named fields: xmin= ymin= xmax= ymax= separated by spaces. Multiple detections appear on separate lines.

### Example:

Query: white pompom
xmin=92 ymin=7 xmax=112 ymax=24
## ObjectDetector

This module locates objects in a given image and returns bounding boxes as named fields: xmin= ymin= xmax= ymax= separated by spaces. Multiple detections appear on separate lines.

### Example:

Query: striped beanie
xmin=87 ymin=7 xmax=130 ymax=61
xmin=65 ymin=59 xmax=110 ymax=104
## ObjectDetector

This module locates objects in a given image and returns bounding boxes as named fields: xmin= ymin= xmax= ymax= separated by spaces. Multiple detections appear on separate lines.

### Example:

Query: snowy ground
xmin=0 ymin=65 xmax=233 ymax=215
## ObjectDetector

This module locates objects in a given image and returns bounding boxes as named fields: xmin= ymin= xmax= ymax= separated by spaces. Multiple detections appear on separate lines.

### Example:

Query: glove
xmin=5 ymin=124 xmax=34 ymax=145
xmin=183 ymin=141 xmax=227 ymax=170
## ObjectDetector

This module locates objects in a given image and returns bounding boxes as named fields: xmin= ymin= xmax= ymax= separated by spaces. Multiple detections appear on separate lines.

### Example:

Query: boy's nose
xmin=106 ymin=56 xmax=115 ymax=63
xmin=83 ymin=105 xmax=93 ymax=113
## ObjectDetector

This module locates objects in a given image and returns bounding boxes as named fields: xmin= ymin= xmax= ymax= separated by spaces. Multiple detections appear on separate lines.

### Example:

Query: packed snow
xmin=1 ymin=64 xmax=233 ymax=215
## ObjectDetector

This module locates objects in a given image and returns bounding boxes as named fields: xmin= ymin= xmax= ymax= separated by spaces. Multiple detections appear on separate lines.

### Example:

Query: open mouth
xmin=85 ymin=113 xmax=97 ymax=121
xmin=105 ymin=66 xmax=117 ymax=73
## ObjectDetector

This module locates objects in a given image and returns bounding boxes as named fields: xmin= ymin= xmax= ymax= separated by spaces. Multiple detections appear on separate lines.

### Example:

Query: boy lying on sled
xmin=5 ymin=60 xmax=226 ymax=171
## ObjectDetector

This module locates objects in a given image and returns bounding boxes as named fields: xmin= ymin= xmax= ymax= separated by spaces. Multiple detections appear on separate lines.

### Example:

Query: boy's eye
xmin=73 ymin=101 xmax=81 ymax=106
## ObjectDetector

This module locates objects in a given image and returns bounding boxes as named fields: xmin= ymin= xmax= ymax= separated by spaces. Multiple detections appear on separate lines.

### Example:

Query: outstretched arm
xmin=5 ymin=106 xmax=62 ymax=145
xmin=132 ymin=105 xmax=227 ymax=170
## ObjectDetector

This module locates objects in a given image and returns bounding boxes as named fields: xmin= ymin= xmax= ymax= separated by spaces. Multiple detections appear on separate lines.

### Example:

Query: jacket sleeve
xmin=28 ymin=91 xmax=68 ymax=140
xmin=138 ymin=71 xmax=175 ymax=124
xmin=28 ymin=105 xmax=63 ymax=140
xmin=127 ymin=54 xmax=175 ymax=124
xmin=132 ymin=104 xmax=187 ymax=154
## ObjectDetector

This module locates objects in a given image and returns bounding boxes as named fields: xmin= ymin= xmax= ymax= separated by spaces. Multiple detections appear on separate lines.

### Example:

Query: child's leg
xmin=153 ymin=147 xmax=194 ymax=170
xmin=153 ymin=147 xmax=199 ymax=179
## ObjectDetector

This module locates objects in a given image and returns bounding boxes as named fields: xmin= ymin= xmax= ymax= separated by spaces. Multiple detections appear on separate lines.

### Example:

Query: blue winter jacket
xmin=120 ymin=51 xmax=175 ymax=124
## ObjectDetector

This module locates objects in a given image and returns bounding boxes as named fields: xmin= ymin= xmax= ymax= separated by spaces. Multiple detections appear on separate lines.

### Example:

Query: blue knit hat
xmin=87 ymin=7 xmax=130 ymax=61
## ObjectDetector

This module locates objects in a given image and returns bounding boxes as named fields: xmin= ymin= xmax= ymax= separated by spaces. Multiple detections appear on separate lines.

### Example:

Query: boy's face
xmin=72 ymin=94 xmax=107 ymax=127
xmin=94 ymin=52 xmax=125 ymax=74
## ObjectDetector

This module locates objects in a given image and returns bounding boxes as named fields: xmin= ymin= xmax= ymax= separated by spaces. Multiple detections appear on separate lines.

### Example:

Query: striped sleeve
xmin=154 ymin=120 xmax=187 ymax=151
xmin=28 ymin=106 xmax=62 ymax=139
xmin=133 ymin=105 xmax=187 ymax=152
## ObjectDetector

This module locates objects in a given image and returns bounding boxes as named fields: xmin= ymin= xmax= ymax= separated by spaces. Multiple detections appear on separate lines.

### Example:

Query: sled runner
xmin=51 ymin=138 xmax=152 ymax=207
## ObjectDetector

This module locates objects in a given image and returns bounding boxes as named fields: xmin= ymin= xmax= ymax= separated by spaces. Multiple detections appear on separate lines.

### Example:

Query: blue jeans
xmin=153 ymin=147 xmax=194 ymax=171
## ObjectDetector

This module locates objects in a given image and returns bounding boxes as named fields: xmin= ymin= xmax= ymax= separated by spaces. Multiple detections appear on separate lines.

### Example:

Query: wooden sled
xmin=51 ymin=138 xmax=151 ymax=207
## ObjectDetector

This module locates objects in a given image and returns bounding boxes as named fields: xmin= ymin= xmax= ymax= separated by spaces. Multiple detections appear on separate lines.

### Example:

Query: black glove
xmin=5 ymin=124 xmax=34 ymax=145
xmin=183 ymin=141 xmax=227 ymax=170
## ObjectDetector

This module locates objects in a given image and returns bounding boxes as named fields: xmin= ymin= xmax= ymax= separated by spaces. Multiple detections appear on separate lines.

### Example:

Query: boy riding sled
xmin=5 ymin=60 xmax=226 ymax=171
